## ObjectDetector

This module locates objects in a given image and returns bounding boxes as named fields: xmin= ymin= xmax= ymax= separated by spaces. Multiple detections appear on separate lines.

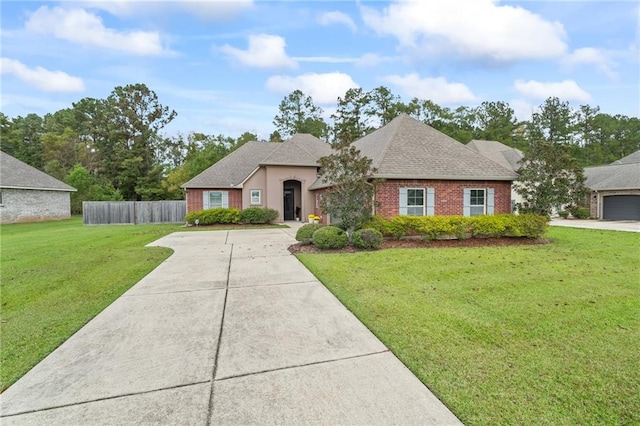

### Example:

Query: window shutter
xmin=426 ymin=188 xmax=435 ymax=216
xmin=487 ymin=188 xmax=495 ymax=215
xmin=463 ymin=188 xmax=471 ymax=216
xmin=202 ymin=191 xmax=209 ymax=209
xmin=222 ymin=191 xmax=229 ymax=208
xmin=399 ymin=188 xmax=408 ymax=215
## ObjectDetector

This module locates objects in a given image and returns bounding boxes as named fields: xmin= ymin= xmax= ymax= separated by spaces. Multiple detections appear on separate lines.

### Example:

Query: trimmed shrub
xmin=558 ymin=210 xmax=569 ymax=219
xmin=312 ymin=226 xmax=348 ymax=249
xmin=362 ymin=213 xmax=549 ymax=240
xmin=239 ymin=207 xmax=279 ymax=224
xmin=185 ymin=208 xmax=240 ymax=225
xmin=568 ymin=206 xmax=590 ymax=219
xmin=470 ymin=215 xmax=507 ymax=237
xmin=352 ymin=228 xmax=383 ymax=249
xmin=295 ymin=223 xmax=325 ymax=243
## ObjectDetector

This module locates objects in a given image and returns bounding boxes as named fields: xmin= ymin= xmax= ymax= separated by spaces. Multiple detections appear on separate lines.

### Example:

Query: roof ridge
xmin=370 ymin=115 xmax=404 ymax=169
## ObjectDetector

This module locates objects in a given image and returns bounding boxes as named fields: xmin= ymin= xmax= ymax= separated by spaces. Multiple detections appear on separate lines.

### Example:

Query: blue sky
xmin=1 ymin=0 xmax=638 ymax=140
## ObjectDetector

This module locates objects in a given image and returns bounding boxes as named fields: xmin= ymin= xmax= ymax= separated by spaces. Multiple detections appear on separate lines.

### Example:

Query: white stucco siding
xmin=0 ymin=188 xmax=72 ymax=223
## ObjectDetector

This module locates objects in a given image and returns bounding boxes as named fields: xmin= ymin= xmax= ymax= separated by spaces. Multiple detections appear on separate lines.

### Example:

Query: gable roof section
xmin=182 ymin=141 xmax=279 ymax=188
xmin=0 ymin=151 xmax=76 ymax=192
xmin=611 ymin=150 xmax=640 ymax=165
xmin=585 ymin=150 xmax=640 ymax=191
xmin=466 ymin=139 xmax=524 ymax=172
xmin=260 ymin=134 xmax=331 ymax=166
xmin=353 ymin=115 xmax=518 ymax=181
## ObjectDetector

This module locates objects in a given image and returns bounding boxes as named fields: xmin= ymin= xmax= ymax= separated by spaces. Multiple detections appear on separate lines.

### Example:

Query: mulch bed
xmin=288 ymin=237 xmax=551 ymax=254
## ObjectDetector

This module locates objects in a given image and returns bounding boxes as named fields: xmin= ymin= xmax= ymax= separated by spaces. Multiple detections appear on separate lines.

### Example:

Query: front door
xmin=283 ymin=188 xmax=295 ymax=220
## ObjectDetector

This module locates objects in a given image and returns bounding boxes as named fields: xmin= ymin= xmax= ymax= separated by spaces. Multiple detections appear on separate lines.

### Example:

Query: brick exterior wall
xmin=185 ymin=188 xmax=243 ymax=213
xmin=375 ymin=179 xmax=512 ymax=218
xmin=0 ymin=188 xmax=71 ymax=224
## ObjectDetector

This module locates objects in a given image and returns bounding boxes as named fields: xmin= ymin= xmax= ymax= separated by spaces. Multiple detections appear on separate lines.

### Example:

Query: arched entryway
xmin=283 ymin=180 xmax=302 ymax=221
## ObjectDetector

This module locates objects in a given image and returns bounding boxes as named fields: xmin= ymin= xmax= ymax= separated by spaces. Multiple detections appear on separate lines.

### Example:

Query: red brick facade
xmin=186 ymin=188 xmax=243 ymax=212
xmin=374 ymin=179 xmax=512 ymax=218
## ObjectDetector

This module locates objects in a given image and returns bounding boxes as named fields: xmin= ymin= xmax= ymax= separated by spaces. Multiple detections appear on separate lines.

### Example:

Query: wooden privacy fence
xmin=83 ymin=201 xmax=186 ymax=225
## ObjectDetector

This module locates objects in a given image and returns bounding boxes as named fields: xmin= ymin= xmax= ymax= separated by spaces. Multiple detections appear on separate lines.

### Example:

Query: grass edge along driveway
xmin=298 ymin=227 xmax=640 ymax=425
xmin=0 ymin=218 xmax=183 ymax=391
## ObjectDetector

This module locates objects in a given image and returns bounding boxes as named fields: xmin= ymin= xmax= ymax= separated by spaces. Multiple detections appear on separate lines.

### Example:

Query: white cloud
xmin=360 ymin=0 xmax=567 ymax=62
xmin=266 ymin=72 xmax=359 ymax=104
xmin=1 ymin=58 xmax=85 ymax=93
xmin=355 ymin=53 xmax=397 ymax=67
xmin=383 ymin=73 xmax=476 ymax=104
xmin=563 ymin=47 xmax=617 ymax=79
xmin=318 ymin=11 xmax=357 ymax=32
xmin=77 ymin=0 xmax=254 ymax=21
xmin=25 ymin=6 xmax=169 ymax=56
xmin=220 ymin=34 xmax=297 ymax=69
xmin=514 ymin=79 xmax=591 ymax=102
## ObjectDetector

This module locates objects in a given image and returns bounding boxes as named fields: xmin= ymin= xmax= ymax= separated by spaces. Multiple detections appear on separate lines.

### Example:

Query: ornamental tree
xmin=318 ymin=144 xmax=378 ymax=242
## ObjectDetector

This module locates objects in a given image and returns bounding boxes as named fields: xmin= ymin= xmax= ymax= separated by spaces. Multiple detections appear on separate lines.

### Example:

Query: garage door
xmin=602 ymin=195 xmax=640 ymax=220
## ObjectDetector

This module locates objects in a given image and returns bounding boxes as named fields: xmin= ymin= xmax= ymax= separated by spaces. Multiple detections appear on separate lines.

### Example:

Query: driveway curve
xmin=1 ymin=227 xmax=461 ymax=425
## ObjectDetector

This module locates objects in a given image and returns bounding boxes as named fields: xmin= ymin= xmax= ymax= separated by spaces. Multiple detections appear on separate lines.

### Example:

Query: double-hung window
xmin=250 ymin=190 xmax=261 ymax=205
xmin=203 ymin=190 xmax=229 ymax=209
xmin=399 ymin=188 xmax=435 ymax=216
xmin=463 ymin=188 xmax=494 ymax=216
xmin=470 ymin=189 xmax=485 ymax=216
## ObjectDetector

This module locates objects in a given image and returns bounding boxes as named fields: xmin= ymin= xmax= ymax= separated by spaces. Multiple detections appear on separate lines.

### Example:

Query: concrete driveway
xmin=550 ymin=219 xmax=640 ymax=232
xmin=0 ymin=226 xmax=462 ymax=425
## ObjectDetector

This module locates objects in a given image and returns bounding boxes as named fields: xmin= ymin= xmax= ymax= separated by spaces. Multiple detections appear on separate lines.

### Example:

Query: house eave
xmin=373 ymin=174 xmax=517 ymax=181
xmin=0 ymin=185 xmax=76 ymax=192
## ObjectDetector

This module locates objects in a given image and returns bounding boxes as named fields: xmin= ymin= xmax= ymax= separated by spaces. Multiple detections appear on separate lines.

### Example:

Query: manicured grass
xmin=298 ymin=227 xmax=640 ymax=425
xmin=0 ymin=218 xmax=185 ymax=391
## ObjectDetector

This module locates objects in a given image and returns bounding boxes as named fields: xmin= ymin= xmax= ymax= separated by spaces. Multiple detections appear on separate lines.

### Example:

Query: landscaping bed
xmin=289 ymin=236 xmax=550 ymax=254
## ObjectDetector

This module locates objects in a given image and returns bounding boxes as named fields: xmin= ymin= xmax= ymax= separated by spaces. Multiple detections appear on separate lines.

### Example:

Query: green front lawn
xmin=0 ymin=218 xmax=182 ymax=391
xmin=298 ymin=227 xmax=640 ymax=425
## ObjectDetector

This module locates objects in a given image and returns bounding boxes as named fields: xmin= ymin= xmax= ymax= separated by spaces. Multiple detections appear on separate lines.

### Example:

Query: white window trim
xmin=203 ymin=190 xmax=229 ymax=209
xmin=399 ymin=187 xmax=435 ymax=216
xmin=464 ymin=188 xmax=495 ymax=216
xmin=250 ymin=189 xmax=261 ymax=205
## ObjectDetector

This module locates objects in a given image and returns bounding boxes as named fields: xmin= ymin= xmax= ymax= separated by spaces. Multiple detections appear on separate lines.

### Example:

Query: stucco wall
xmin=185 ymin=188 xmax=242 ymax=213
xmin=375 ymin=179 xmax=513 ymax=218
xmin=242 ymin=168 xmax=267 ymax=208
xmin=0 ymin=188 xmax=71 ymax=224
xmin=264 ymin=166 xmax=318 ymax=222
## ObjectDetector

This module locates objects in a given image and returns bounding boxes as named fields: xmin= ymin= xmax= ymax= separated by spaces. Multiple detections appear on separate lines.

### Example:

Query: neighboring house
xmin=466 ymin=139 xmax=524 ymax=211
xmin=584 ymin=151 xmax=640 ymax=220
xmin=184 ymin=114 xmax=518 ymax=223
xmin=0 ymin=151 xmax=76 ymax=224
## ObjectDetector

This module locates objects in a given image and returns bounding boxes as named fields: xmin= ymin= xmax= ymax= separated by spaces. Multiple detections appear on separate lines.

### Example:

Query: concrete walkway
xmin=550 ymin=218 xmax=640 ymax=232
xmin=0 ymin=225 xmax=462 ymax=425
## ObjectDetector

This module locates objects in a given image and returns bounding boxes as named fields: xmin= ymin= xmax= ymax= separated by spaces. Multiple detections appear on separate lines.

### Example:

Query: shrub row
xmin=185 ymin=207 xmax=279 ymax=225
xmin=296 ymin=224 xmax=384 ymax=250
xmin=365 ymin=214 xmax=548 ymax=240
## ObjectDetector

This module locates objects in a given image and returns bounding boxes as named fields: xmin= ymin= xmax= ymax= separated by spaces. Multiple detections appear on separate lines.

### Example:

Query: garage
xmin=603 ymin=195 xmax=640 ymax=221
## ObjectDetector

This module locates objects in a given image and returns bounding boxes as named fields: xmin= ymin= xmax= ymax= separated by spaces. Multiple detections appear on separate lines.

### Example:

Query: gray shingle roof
xmin=0 ymin=151 xmax=76 ymax=192
xmin=585 ymin=151 xmax=640 ymax=191
xmin=353 ymin=115 xmax=518 ymax=181
xmin=260 ymin=134 xmax=331 ymax=166
xmin=466 ymin=139 xmax=524 ymax=172
xmin=611 ymin=150 xmax=640 ymax=165
xmin=182 ymin=141 xmax=279 ymax=188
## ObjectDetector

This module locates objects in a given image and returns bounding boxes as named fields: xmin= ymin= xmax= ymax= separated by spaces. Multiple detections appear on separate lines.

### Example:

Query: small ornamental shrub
xmin=558 ymin=210 xmax=570 ymax=219
xmin=568 ymin=206 xmax=590 ymax=219
xmin=295 ymin=223 xmax=325 ymax=243
xmin=239 ymin=207 xmax=279 ymax=224
xmin=312 ymin=226 xmax=348 ymax=249
xmin=352 ymin=228 xmax=383 ymax=250
xmin=185 ymin=208 xmax=240 ymax=225
xmin=363 ymin=216 xmax=392 ymax=236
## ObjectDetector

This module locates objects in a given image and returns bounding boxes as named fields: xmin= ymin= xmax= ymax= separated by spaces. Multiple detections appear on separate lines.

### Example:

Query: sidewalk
xmin=0 ymin=226 xmax=462 ymax=425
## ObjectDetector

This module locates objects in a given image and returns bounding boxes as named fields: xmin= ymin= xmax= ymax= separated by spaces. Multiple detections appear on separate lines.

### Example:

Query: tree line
xmin=1 ymin=83 xmax=638 ymax=213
